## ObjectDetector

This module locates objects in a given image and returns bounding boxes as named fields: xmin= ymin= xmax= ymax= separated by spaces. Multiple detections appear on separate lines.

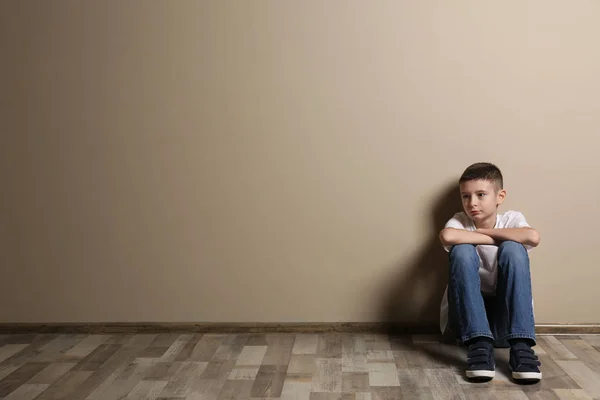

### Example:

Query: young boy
xmin=439 ymin=162 xmax=542 ymax=382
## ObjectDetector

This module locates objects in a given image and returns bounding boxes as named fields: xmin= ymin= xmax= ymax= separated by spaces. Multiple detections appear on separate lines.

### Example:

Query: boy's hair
xmin=459 ymin=162 xmax=503 ymax=190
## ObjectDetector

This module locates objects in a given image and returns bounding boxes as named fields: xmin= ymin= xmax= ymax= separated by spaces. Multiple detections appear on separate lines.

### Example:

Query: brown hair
xmin=459 ymin=162 xmax=503 ymax=190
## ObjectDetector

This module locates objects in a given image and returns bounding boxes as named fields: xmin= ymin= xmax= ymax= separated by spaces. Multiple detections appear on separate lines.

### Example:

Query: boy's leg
xmin=448 ymin=244 xmax=493 ymax=344
xmin=448 ymin=244 xmax=495 ymax=380
xmin=495 ymin=241 xmax=541 ymax=382
xmin=495 ymin=241 xmax=536 ymax=344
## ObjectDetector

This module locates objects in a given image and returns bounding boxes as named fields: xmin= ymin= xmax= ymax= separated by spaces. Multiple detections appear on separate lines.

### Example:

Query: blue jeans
xmin=447 ymin=241 xmax=536 ymax=347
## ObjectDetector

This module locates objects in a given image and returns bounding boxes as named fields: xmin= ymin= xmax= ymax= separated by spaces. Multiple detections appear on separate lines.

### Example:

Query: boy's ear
xmin=497 ymin=189 xmax=506 ymax=204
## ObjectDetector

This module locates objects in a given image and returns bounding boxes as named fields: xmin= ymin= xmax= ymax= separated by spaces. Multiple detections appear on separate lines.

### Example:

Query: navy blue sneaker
xmin=466 ymin=340 xmax=495 ymax=380
xmin=509 ymin=342 xmax=542 ymax=382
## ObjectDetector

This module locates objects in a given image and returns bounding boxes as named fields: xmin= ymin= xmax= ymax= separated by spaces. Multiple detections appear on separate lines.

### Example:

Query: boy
xmin=439 ymin=162 xmax=542 ymax=382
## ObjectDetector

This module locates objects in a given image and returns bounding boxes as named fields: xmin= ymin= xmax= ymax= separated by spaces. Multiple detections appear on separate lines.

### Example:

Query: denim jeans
xmin=447 ymin=241 xmax=536 ymax=347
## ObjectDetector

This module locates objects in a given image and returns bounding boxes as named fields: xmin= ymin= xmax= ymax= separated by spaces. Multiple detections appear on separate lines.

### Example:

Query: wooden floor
xmin=1 ymin=333 xmax=600 ymax=400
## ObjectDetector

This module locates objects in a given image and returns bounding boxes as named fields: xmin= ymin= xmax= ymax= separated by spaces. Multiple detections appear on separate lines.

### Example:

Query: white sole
xmin=512 ymin=371 xmax=542 ymax=380
xmin=466 ymin=370 xmax=495 ymax=379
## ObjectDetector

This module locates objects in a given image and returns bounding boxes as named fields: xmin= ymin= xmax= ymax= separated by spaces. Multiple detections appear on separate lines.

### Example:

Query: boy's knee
xmin=449 ymin=244 xmax=478 ymax=263
xmin=498 ymin=241 xmax=529 ymax=264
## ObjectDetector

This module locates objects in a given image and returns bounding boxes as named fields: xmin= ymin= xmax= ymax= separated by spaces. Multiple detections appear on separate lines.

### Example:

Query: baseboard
xmin=1 ymin=322 xmax=599 ymax=335
xmin=535 ymin=324 xmax=600 ymax=334
xmin=0 ymin=322 xmax=436 ymax=334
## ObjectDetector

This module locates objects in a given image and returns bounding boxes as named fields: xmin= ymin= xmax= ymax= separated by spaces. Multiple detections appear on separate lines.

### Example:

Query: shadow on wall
xmin=380 ymin=181 xmax=463 ymax=334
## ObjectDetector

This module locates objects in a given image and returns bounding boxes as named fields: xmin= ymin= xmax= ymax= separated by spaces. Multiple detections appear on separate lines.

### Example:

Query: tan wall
xmin=1 ymin=1 xmax=598 ymax=324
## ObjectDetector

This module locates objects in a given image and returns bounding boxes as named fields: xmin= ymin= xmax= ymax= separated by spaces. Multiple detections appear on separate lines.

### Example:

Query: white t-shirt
xmin=439 ymin=210 xmax=533 ymax=334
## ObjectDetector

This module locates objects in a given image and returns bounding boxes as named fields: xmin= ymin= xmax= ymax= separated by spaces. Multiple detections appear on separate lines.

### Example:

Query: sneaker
xmin=466 ymin=340 xmax=495 ymax=380
xmin=509 ymin=342 xmax=542 ymax=382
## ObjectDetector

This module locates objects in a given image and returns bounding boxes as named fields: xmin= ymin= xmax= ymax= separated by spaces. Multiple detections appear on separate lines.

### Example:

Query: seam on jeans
xmin=503 ymin=333 xmax=536 ymax=339
xmin=502 ymin=334 xmax=537 ymax=346
xmin=462 ymin=332 xmax=494 ymax=342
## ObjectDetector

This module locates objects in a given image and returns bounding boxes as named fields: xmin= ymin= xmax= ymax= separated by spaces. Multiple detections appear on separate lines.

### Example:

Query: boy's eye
xmin=478 ymin=193 xmax=486 ymax=197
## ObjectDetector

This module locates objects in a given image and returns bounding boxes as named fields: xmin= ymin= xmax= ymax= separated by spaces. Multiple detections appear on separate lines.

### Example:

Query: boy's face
xmin=459 ymin=179 xmax=506 ymax=223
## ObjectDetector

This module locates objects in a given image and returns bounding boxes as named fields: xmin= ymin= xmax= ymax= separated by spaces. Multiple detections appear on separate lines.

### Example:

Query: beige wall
xmin=1 ymin=1 xmax=598 ymax=324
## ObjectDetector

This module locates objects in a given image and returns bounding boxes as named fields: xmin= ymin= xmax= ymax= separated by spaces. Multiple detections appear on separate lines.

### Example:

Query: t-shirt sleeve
xmin=445 ymin=214 xmax=466 ymax=230
xmin=442 ymin=213 xmax=465 ymax=252
xmin=506 ymin=211 xmax=531 ymax=229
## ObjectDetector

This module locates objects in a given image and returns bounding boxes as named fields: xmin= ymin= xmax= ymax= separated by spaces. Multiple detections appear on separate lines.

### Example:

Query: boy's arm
xmin=476 ymin=228 xmax=540 ymax=247
xmin=439 ymin=228 xmax=497 ymax=247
